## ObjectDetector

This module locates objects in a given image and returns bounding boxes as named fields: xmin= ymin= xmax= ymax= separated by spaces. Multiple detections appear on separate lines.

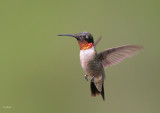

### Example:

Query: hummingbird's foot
xmin=84 ymin=75 xmax=88 ymax=81
xmin=91 ymin=76 xmax=95 ymax=82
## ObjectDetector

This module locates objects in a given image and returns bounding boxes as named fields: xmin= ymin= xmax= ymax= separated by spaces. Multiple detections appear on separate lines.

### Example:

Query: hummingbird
xmin=58 ymin=32 xmax=143 ymax=101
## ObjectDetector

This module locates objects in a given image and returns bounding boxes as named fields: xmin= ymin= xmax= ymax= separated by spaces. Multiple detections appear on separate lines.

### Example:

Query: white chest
xmin=80 ymin=47 xmax=95 ymax=69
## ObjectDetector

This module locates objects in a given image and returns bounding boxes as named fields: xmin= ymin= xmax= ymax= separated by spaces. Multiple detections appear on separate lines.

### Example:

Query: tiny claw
xmin=84 ymin=75 xmax=88 ymax=81
xmin=91 ymin=76 xmax=95 ymax=82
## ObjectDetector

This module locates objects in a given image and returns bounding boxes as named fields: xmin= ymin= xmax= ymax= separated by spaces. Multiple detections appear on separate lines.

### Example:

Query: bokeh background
xmin=0 ymin=0 xmax=159 ymax=113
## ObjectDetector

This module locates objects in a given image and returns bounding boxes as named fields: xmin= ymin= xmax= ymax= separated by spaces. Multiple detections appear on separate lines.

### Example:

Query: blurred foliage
xmin=0 ymin=0 xmax=159 ymax=113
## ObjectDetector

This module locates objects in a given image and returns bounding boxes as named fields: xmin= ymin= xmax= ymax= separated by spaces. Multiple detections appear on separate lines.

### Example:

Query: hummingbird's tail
xmin=90 ymin=81 xmax=105 ymax=101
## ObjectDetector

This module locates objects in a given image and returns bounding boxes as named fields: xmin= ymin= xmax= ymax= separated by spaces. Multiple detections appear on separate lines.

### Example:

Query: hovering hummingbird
xmin=58 ymin=32 xmax=142 ymax=101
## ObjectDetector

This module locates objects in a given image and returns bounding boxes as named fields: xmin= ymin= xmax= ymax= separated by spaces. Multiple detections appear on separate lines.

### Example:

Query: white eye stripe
xmin=82 ymin=35 xmax=88 ymax=38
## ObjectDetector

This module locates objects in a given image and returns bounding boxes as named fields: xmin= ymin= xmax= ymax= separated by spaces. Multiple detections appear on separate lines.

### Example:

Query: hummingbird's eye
xmin=82 ymin=35 xmax=86 ymax=38
xmin=83 ymin=35 xmax=88 ymax=39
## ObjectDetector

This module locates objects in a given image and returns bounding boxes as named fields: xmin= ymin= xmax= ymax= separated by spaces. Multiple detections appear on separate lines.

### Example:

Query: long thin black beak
xmin=58 ymin=34 xmax=77 ymax=38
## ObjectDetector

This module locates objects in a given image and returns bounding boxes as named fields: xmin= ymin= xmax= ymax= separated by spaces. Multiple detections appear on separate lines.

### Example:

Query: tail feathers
xmin=90 ymin=82 xmax=105 ymax=101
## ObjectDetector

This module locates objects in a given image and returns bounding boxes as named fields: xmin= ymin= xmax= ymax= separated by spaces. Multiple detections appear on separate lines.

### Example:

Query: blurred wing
xmin=97 ymin=45 xmax=143 ymax=68
xmin=94 ymin=37 xmax=102 ymax=47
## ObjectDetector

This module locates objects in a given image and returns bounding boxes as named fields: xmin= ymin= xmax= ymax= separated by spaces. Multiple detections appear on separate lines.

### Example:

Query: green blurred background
xmin=0 ymin=0 xmax=159 ymax=113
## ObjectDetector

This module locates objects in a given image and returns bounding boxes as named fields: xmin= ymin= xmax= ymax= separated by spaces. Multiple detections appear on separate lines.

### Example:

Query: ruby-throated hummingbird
xmin=58 ymin=32 xmax=142 ymax=101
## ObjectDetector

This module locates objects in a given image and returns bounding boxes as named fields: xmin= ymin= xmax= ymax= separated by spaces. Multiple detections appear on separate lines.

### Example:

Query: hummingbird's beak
xmin=58 ymin=34 xmax=77 ymax=38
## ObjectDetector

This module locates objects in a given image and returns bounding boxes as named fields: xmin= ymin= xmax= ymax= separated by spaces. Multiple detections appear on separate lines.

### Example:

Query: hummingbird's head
xmin=58 ymin=32 xmax=94 ymax=50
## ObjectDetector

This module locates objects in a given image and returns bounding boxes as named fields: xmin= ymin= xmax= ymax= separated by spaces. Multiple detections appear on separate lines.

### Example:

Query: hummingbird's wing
xmin=97 ymin=45 xmax=143 ymax=68
xmin=94 ymin=37 xmax=102 ymax=47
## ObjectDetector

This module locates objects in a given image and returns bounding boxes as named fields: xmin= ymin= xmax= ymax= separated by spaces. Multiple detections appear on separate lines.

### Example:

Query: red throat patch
xmin=78 ymin=41 xmax=93 ymax=50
